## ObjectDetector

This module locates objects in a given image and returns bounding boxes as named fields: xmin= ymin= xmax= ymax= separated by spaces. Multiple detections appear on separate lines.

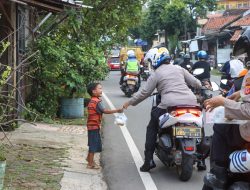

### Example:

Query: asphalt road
xmin=101 ymin=71 xmax=220 ymax=190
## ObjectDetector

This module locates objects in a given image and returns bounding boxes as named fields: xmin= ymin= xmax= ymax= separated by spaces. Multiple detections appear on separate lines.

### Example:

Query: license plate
xmin=127 ymin=80 xmax=136 ymax=85
xmin=173 ymin=127 xmax=202 ymax=138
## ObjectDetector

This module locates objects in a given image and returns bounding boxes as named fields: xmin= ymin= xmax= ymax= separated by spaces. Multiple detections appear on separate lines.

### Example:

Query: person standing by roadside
xmin=86 ymin=82 xmax=123 ymax=169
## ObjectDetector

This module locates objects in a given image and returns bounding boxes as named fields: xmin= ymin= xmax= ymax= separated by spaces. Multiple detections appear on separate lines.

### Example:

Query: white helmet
xmin=127 ymin=50 xmax=136 ymax=58
xmin=229 ymin=149 xmax=250 ymax=173
xmin=144 ymin=47 xmax=170 ymax=69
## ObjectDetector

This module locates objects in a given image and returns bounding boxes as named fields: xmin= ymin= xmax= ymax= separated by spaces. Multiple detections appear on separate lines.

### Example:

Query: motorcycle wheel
xmin=177 ymin=152 xmax=193 ymax=181
xmin=126 ymin=92 xmax=132 ymax=98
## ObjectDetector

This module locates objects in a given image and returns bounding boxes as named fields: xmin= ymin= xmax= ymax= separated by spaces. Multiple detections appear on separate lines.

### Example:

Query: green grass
xmin=3 ymin=144 xmax=67 ymax=190
xmin=41 ymin=108 xmax=88 ymax=126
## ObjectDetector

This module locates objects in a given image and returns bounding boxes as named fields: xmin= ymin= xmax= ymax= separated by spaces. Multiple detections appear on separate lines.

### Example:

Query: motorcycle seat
xmin=126 ymin=71 xmax=139 ymax=75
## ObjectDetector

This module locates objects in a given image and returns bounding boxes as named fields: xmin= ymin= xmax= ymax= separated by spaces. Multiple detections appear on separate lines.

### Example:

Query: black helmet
xmin=233 ymin=28 xmax=250 ymax=57
xmin=233 ymin=28 xmax=250 ymax=67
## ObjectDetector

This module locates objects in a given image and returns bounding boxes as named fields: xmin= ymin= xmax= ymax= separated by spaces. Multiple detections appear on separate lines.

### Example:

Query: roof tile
xmin=203 ymin=15 xmax=238 ymax=31
xmin=232 ymin=15 xmax=250 ymax=26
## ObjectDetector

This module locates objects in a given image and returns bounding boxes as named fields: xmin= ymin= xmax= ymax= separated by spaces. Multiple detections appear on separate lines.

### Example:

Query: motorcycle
xmin=155 ymin=103 xmax=209 ymax=181
xmin=192 ymin=68 xmax=215 ymax=105
xmin=120 ymin=73 xmax=140 ymax=97
xmin=140 ymin=65 xmax=150 ymax=81
xmin=152 ymin=92 xmax=212 ymax=181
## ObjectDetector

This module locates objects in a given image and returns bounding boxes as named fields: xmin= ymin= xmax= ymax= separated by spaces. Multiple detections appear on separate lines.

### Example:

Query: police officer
xmin=119 ymin=50 xmax=141 ymax=85
xmin=192 ymin=50 xmax=211 ymax=82
xmin=202 ymin=29 xmax=250 ymax=190
xmin=122 ymin=47 xmax=202 ymax=172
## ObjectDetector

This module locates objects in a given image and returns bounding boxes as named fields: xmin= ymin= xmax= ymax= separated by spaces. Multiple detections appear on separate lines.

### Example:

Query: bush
xmin=26 ymin=37 xmax=109 ymax=119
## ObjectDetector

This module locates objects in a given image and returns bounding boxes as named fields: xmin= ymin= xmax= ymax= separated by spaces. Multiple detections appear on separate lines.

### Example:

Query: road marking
xmin=102 ymin=92 xmax=158 ymax=190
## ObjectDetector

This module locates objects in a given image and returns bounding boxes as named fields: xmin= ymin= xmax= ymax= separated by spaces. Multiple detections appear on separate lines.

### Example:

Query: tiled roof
xmin=223 ymin=9 xmax=249 ymax=16
xmin=207 ymin=13 xmax=223 ymax=18
xmin=232 ymin=15 xmax=250 ymax=26
xmin=203 ymin=15 xmax=238 ymax=31
xmin=230 ymin=30 xmax=242 ymax=42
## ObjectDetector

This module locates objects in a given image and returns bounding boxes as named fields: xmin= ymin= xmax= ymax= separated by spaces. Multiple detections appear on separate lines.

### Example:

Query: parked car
xmin=108 ymin=56 xmax=120 ymax=70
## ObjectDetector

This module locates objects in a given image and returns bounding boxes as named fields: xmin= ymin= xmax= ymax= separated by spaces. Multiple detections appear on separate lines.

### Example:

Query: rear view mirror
xmin=221 ymin=79 xmax=228 ymax=85
xmin=211 ymin=81 xmax=219 ymax=91
xmin=193 ymin=68 xmax=205 ymax=76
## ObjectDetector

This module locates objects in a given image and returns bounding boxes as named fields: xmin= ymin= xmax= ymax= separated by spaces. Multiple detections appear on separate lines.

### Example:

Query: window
xmin=237 ymin=3 xmax=243 ymax=8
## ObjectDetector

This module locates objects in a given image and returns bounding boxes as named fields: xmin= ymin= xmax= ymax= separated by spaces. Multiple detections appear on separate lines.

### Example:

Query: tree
xmin=129 ymin=0 xmax=169 ymax=47
xmin=161 ymin=0 xmax=196 ymax=52
xmin=128 ymin=0 xmax=216 ymax=51
xmin=184 ymin=0 xmax=217 ymax=18
xmin=27 ymin=0 xmax=146 ymax=119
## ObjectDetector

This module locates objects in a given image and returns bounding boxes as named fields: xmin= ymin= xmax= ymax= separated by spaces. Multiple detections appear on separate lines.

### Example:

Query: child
xmin=86 ymin=82 xmax=123 ymax=169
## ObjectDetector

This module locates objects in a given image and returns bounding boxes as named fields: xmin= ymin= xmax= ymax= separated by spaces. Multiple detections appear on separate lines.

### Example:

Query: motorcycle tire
xmin=177 ymin=152 xmax=193 ymax=181
xmin=126 ymin=92 xmax=132 ymax=98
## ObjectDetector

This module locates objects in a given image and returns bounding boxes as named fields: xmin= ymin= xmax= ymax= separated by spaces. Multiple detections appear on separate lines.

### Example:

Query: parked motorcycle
xmin=120 ymin=73 xmax=140 ymax=97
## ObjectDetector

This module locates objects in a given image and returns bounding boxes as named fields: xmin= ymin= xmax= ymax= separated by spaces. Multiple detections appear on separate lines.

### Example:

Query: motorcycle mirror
xmin=221 ymin=79 xmax=228 ymax=85
xmin=193 ymin=68 xmax=205 ymax=76
xmin=211 ymin=81 xmax=219 ymax=91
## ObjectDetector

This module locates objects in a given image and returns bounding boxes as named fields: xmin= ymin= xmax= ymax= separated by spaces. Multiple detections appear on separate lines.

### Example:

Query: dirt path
xmin=1 ymin=123 xmax=107 ymax=190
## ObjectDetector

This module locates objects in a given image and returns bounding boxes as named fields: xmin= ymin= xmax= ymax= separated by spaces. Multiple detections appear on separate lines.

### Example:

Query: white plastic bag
xmin=205 ymin=106 xmax=247 ymax=124
xmin=114 ymin=113 xmax=127 ymax=126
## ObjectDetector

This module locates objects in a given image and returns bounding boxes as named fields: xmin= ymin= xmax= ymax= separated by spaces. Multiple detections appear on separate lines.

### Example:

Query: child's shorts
xmin=88 ymin=129 xmax=102 ymax=153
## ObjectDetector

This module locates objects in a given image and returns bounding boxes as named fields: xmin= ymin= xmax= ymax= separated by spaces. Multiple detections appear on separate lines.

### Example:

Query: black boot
xmin=140 ymin=159 xmax=156 ymax=172
xmin=203 ymin=165 xmax=228 ymax=190
xmin=197 ymin=159 xmax=207 ymax=171
xmin=202 ymin=184 xmax=213 ymax=190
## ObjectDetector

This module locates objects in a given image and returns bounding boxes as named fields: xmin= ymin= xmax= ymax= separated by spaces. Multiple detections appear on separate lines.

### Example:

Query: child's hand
xmin=117 ymin=108 xmax=124 ymax=113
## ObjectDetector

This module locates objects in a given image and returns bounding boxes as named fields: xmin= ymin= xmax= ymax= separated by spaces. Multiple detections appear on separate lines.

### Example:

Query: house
xmin=183 ymin=9 xmax=250 ymax=66
xmin=0 ymin=0 xmax=90 ymax=122
xmin=217 ymin=0 xmax=250 ymax=9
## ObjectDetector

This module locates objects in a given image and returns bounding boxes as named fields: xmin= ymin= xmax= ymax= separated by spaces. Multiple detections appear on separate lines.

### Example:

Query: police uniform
xmin=207 ymin=70 xmax=250 ymax=187
xmin=128 ymin=64 xmax=201 ymax=171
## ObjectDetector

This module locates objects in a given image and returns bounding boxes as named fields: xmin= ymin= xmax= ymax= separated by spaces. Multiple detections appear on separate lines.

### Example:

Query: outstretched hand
xmin=117 ymin=108 xmax=124 ymax=113
xmin=204 ymin=96 xmax=225 ymax=112
xmin=123 ymin=102 xmax=130 ymax=109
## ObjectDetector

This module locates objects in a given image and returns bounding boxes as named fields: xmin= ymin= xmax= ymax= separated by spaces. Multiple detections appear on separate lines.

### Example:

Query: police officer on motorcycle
xmin=119 ymin=50 xmax=141 ymax=86
xmin=203 ymin=28 xmax=250 ymax=190
xmin=122 ymin=47 xmax=202 ymax=172
xmin=192 ymin=50 xmax=211 ymax=82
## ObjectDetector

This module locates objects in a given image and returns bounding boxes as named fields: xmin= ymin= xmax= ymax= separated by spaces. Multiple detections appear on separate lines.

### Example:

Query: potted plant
xmin=0 ymin=145 xmax=6 ymax=190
